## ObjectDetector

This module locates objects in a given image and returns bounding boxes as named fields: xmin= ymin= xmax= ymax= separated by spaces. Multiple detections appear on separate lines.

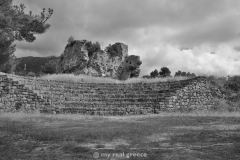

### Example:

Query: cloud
xmin=167 ymin=14 xmax=240 ymax=47
xmin=12 ymin=0 xmax=240 ymax=76
xmin=140 ymin=44 xmax=240 ymax=77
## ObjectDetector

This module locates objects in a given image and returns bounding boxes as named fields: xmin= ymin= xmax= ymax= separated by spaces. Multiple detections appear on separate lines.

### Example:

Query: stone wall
xmin=0 ymin=72 xmax=215 ymax=115
xmin=0 ymin=74 xmax=44 ymax=112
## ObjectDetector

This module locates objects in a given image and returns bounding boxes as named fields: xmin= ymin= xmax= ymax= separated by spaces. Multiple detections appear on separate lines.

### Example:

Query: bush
xmin=85 ymin=41 xmax=101 ymax=57
xmin=211 ymin=98 xmax=231 ymax=112
xmin=224 ymin=76 xmax=240 ymax=92
xmin=206 ymin=76 xmax=227 ymax=95
xmin=27 ymin=71 xmax=36 ymax=77
xmin=67 ymin=36 xmax=74 ymax=44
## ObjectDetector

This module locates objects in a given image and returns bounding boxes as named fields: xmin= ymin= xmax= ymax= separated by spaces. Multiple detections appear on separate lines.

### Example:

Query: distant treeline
xmin=142 ymin=67 xmax=196 ymax=78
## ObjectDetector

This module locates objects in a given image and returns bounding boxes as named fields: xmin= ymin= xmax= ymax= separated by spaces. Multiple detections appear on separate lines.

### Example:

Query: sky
xmin=13 ymin=0 xmax=240 ymax=77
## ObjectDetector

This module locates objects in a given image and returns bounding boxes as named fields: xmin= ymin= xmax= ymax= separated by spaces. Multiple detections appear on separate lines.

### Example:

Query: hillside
xmin=15 ymin=56 xmax=59 ymax=75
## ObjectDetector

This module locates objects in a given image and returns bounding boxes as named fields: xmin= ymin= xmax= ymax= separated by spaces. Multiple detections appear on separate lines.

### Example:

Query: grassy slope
xmin=40 ymin=74 xmax=190 ymax=83
xmin=0 ymin=112 xmax=240 ymax=160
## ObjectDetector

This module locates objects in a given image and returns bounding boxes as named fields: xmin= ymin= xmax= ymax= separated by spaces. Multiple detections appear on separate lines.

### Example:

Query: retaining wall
xmin=0 ymin=72 xmax=215 ymax=115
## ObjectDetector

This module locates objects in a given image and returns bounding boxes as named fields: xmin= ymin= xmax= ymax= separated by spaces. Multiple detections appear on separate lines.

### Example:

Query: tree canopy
xmin=0 ymin=0 xmax=53 ymax=43
xmin=150 ymin=69 xmax=159 ymax=78
xmin=174 ymin=70 xmax=196 ymax=77
xmin=0 ymin=0 xmax=53 ymax=73
xmin=41 ymin=59 xmax=58 ymax=74
xmin=159 ymin=67 xmax=171 ymax=77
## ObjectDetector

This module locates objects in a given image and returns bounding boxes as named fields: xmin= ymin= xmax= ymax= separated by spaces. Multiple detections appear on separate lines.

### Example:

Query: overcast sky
xmin=13 ymin=0 xmax=240 ymax=77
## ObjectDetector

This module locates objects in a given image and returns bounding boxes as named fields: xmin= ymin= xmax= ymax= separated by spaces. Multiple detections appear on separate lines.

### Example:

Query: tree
xmin=0 ymin=34 xmax=17 ymax=73
xmin=0 ymin=40 xmax=17 ymax=73
xmin=0 ymin=0 xmax=53 ymax=73
xmin=41 ymin=60 xmax=57 ymax=74
xmin=159 ymin=67 xmax=171 ymax=77
xmin=174 ymin=70 xmax=182 ymax=77
xmin=150 ymin=69 xmax=159 ymax=78
xmin=174 ymin=70 xmax=196 ymax=77
xmin=181 ymin=72 xmax=187 ymax=77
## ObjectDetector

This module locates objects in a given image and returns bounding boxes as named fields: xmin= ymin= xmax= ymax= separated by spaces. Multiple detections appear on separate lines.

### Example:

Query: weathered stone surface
xmin=0 ymin=73 xmax=217 ymax=115
xmin=59 ymin=41 xmax=89 ymax=74
xmin=58 ymin=40 xmax=141 ymax=80
xmin=116 ymin=55 xmax=142 ymax=80
xmin=87 ymin=43 xmax=127 ymax=77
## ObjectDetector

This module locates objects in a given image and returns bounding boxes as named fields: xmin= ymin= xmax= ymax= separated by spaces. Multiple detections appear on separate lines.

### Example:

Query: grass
xmin=40 ymin=74 xmax=190 ymax=83
xmin=1 ymin=111 xmax=240 ymax=159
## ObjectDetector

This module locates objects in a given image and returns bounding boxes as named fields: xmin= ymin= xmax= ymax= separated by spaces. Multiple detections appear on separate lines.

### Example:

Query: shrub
xmin=224 ymin=76 xmax=240 ymax=92
xmin=85 ymin=41 xmax=101 ymax=57
xmin=27 ymin=71 xmax=36 ymax=77
xmin=211 ymin=98 xmax=231 ymax=112
xmin=67 ymin=36 xmax=74 ymax=44
xmin=206 ymin=76 xmax=228 ymax=98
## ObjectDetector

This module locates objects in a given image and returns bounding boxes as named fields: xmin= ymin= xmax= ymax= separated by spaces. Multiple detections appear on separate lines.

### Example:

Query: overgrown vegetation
xmin=206 ymin=75 xmax=240 ymax=112
xmin=66 ymin=39 xmax=101 ymax=57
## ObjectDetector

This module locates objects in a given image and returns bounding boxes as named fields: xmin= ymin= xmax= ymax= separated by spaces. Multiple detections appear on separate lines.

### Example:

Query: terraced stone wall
xmin=0 ymin=74 xmax=44 ymax=112
xmin=0 ymin=72 xmax=215 ymax=115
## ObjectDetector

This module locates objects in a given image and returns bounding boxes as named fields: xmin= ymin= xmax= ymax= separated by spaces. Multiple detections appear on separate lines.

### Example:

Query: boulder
xmin=58 ymin=40 xmax=141 ymax=80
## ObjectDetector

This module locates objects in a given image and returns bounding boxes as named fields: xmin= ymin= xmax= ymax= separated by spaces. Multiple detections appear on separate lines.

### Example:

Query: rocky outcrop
xmin=59 ymin=40 xmax=90 ymax=74
xmin=117 ymin=55 xmax=142 ymax=80
xmin=58 ymin=40 xmax=142 ymax=80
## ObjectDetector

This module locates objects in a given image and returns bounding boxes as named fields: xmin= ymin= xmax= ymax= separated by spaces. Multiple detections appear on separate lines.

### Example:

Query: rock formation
xmin=116 ymin=55 xmax=142 ymax=80
xmin=57 ymin=40 xmax=142 ymax=80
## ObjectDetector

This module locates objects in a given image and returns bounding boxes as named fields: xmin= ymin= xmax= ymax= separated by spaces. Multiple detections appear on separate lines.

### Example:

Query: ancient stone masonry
xmin=57 ymin=40 xmax=142 ymax=80
xmin=0 ymin=72 xmax=215 ymax=115
xmin=0 ymin=74 xmax=44 ymax=112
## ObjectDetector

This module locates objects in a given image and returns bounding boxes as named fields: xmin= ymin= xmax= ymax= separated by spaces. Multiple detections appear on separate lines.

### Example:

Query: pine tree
xmin=0 ymin=0 xmax=53 ymax=73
